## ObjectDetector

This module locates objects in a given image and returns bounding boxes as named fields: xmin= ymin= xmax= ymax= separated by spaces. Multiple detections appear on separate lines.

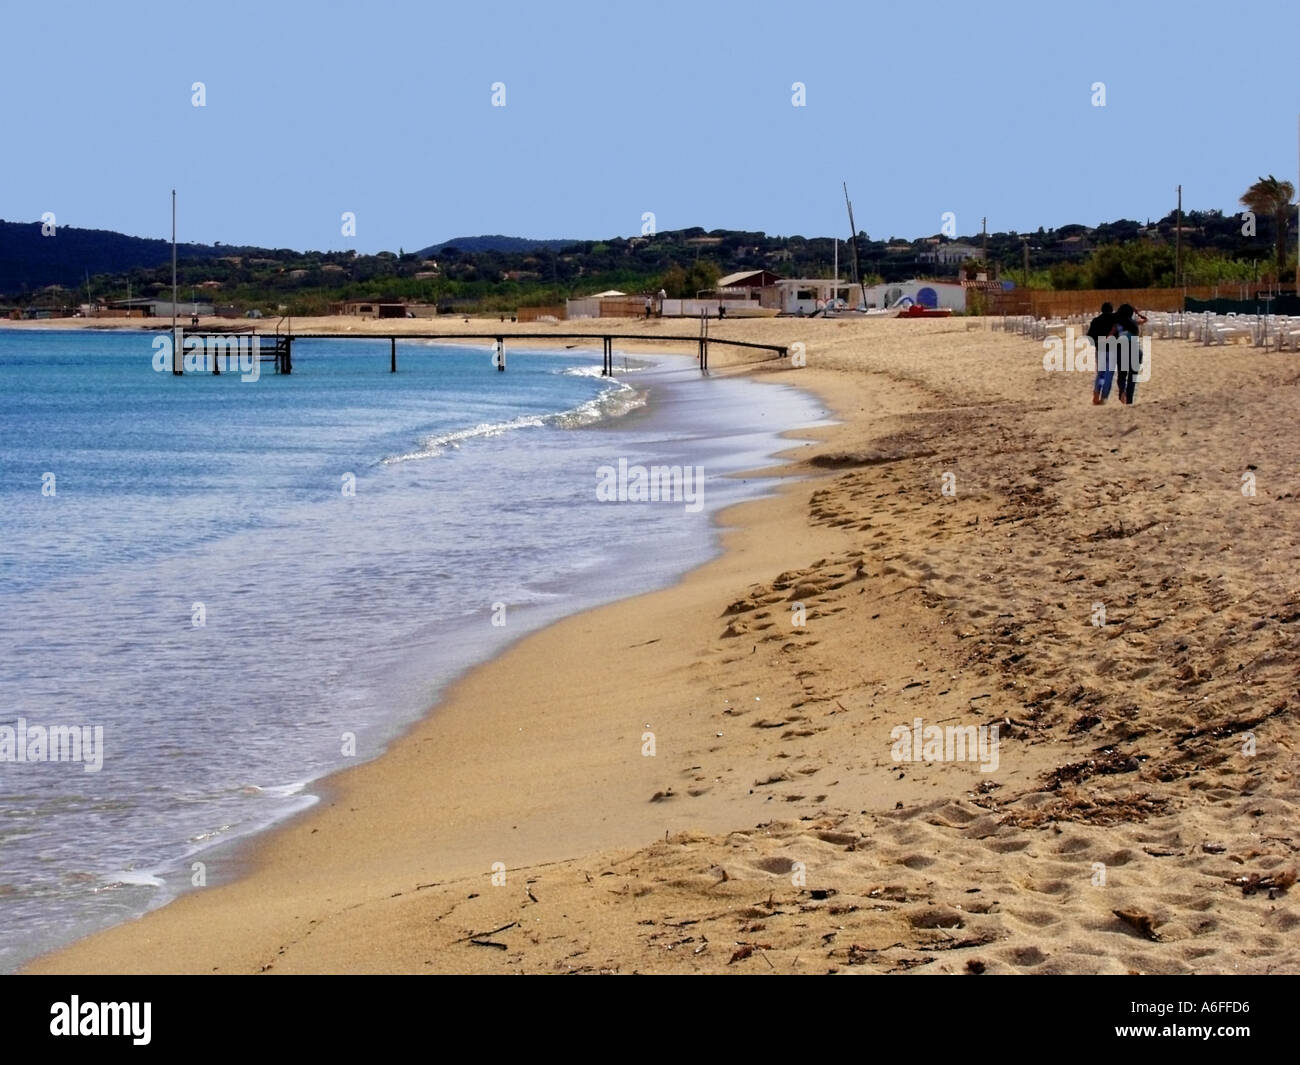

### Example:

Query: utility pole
xmin=1296 ymin=114 xmax=1299 ymax=294
xmin=1022 ymin=239 xmax=1029 ymax=286
xmin=1175 ymin=184 xmax=1182 ymax=288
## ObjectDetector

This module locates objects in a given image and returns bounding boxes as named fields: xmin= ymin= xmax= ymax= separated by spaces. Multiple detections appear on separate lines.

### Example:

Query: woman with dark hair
xmin=1113 ymin=304 xmax=1146 ymax=404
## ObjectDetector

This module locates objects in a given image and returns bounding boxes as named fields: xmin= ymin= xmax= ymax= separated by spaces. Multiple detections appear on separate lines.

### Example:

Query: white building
xmin=762 ymin=279 xmax=863 ymax=315
xmin=862 ymin=280 xmax=967 ymax=313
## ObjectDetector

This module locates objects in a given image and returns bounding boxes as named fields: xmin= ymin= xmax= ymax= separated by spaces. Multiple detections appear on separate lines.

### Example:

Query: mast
xmin=171 ymin=189 xmax=177 ymax=334
xmin=843 ymin=182 xmax=864 ymax=304
xmin=171 ymin=189 xmax=180 ymax=374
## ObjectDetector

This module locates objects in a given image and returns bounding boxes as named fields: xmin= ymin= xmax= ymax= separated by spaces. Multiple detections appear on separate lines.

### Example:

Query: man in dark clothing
xmin=1087 ymin=301 xmax=1116 ymax=404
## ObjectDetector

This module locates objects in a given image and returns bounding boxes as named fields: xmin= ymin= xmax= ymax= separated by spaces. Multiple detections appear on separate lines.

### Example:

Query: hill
xmin=0 ymin=220 xmax=269 ymax=295
xmin=1 ymin=203 xmax=1291 ymax=316
xmin=416 ymin=235 xmax=580 ymax=256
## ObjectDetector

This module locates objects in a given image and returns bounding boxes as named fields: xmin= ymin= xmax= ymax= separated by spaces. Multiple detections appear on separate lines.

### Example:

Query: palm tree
xmin=1240 ymin=175 xmax=1296 ymax=283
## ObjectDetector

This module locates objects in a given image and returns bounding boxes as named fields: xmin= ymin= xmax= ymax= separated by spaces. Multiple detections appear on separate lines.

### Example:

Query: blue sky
xmin=4 ymin=0 xmax=1297 ymax=253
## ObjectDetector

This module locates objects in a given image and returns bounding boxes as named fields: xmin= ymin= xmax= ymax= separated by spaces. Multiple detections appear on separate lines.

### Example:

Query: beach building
xmin=762 ymin=278 xmax=864 ymax=315
xmin=715 ymin=270 xmax=783 ymax=303
xmin=107 ymin=297 xmax=216 ymax=317
xmin=333 ymin=298 xmax=409 ymax=319
xmin=565 ymin=290 xmax=632 ymax=319
xmin=862 ymin=279 xmax=967 ymax=313
xmin=568 ymin=274 xmax=867 ymax=318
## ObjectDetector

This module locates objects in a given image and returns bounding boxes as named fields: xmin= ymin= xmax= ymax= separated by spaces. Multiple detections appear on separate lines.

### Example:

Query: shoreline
xmin=26 ymin=317 xmax=1300 ymax=974
xmin=19 ymin=330 xmax=837 ymax=973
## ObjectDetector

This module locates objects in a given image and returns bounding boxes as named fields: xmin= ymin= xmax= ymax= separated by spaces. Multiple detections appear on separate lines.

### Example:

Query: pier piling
xmin=166 ymin=330 xmax=785 ymax=379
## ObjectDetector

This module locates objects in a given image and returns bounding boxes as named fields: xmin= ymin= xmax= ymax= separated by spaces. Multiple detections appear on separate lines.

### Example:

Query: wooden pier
xmin=171 ymin=331 xmax=789 ymax=376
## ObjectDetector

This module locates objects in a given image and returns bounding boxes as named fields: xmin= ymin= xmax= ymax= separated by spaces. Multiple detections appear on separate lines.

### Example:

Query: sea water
xmin=0 ymin=328 xmax=830 ymax=970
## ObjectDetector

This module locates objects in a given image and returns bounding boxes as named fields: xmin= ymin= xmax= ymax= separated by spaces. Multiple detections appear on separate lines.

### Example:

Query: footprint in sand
xmin=1005 ymin=945 xmax=1047 ymax=967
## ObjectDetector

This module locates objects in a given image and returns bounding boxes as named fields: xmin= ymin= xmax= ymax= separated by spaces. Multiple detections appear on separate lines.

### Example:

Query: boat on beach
xmin=896 ymin=302 xmax=953 ymax=318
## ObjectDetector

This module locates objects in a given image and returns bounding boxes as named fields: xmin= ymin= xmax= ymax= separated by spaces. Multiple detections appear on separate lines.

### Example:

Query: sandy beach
xmin=24 ymin=315 xmax=1300 ymax=975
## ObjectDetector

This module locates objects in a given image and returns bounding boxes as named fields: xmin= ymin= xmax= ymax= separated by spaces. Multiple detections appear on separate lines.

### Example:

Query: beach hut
xmin=763 ymin=279 xmax=864 ymax=315
xmin=565 ymin=290 xmax=629 ymax=319
xmin=716 ymin=270 xmax=784 ymax=303
xmin=333 ymin=298 xmax=409 ymax=319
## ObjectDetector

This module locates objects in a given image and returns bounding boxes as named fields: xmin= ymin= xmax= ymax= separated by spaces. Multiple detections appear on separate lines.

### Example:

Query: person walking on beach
xmin=1088 ymin=301 xmax=1116 ymax=404
xmin=1114 ymin=304 xmax=1147 ymax=405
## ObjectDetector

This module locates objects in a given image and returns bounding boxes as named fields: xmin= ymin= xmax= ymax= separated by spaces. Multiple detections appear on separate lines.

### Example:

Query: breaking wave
xmin=382 ymin=374 xmax=644 ymax=464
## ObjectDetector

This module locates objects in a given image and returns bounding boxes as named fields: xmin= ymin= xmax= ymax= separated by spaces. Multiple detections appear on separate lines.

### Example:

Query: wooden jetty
xmin=171 ymin=331 xmax=789 ymax=376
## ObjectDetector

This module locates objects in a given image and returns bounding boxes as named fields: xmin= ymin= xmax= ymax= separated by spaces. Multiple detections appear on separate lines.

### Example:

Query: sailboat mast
xmin=843 ymin=182 xmax=864 ymax=302
xmin=171 ymin=190 xmax=182 ymax=374
xmin=171 ymin=189 xmax=177 ymax=336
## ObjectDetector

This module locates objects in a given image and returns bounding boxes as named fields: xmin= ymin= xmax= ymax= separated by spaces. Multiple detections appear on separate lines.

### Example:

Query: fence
xmin=987 ymin=284 xmax=1289 ymax=318
xmin=564 ymin=297 xmax=768 ymax=319
xmin=660 ymin=299 xmax=759 ymax=318
xmin=599 ymin=298 xmax=652 ymax=318
xmin=1185 ymin=295 xmax=1300 ymax=316
xmin=516 ymin=305 xmax=567 ymax=322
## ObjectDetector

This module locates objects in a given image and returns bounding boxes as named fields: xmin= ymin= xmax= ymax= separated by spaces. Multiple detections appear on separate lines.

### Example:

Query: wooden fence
xmin=987 ymin=284 xmax=1286 ymax=318
xmin=516 ymin=305 xmax=567 ymax=322
xmin=598 ymin=298 xmax=652 ymax=318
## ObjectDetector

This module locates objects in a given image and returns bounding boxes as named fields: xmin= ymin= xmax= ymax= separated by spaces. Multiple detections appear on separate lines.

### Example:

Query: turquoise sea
xmin=0 ymin=328 xmax=829 ymax=970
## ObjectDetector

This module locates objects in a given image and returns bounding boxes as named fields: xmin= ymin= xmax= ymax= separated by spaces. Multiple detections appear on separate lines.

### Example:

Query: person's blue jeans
xmin=1094 ymin=367 xmax=1114 ymax=400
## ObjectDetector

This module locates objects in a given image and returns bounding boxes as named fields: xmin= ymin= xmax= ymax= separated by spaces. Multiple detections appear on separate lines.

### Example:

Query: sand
xmin=22 ymin=315 xmax=1300 ymax=974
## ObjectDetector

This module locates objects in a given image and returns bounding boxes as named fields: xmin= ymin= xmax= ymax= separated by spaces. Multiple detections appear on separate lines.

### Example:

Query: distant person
xmin=1088 ymin=301 xmax=1116 ymax=404
xmin=1114 ymin=304 xmax=1147 ymax=404
xmin=718 ymin=303 xmax=726 ymax=320
xmin=191 ymin=313 xmax=199 ymax=327
xmin=657 ymin=288 xmax=667 ymax=317
xmin=644 ymin=296 xmax=652 ymax=319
